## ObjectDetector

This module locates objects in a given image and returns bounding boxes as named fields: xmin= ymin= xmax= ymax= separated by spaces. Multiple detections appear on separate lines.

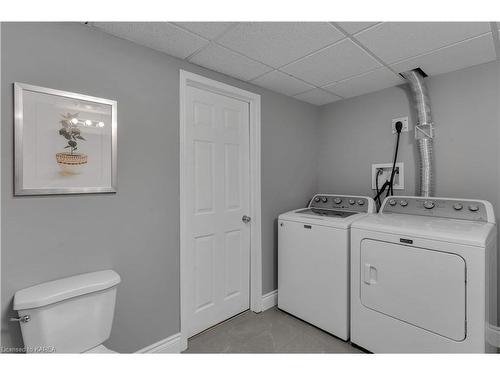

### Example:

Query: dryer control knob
xmin=400 ymin=200 xmax=408 ymax=207
xmin=389 ymin=199 xmax=397 ymax=206
xmin=423 ymin=201 xmax=435 ymax=209
xmin=321 ymin=197 xmax=328 ymax=203
xmin=453 ymin=203 xmax=463 ymax=211
xmin=348 ymin=199 xmax=355 ymax=205
xmin=334 ymin=198 xmax=342 ymax=204
xmin=468 ymin=204 xmax=479 ymax=212
xmin=357 ymin=200 xmax=365 ymax=206
xmin=314 ymin=197 xmax=321 ymax=202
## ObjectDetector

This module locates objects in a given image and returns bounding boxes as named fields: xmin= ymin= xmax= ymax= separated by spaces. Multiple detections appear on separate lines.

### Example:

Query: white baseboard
xmin=136 ymin=332 xmax=186 ymax=353
xmin=261 ymin=289 xmax=278 ymax=311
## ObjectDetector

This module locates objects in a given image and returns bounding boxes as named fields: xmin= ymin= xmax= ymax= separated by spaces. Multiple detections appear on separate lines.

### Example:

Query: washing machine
xmin=350 ymin=196 xmax=499 ymax=353
xmin=278 ymin=194 xmax=375 ymax=340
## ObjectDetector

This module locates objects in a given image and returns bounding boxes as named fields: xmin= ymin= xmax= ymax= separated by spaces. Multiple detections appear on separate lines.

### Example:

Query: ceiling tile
xmin=281 ymin=39 xmax=381 ymax=86
xmin=293 ymin=89 xmax=342 ymax=106
xmin=390 ymin=33 xmax=496 ymax=76
xmin=173 ymin=22 xmax=235 ymax=40
xmin=92 ymin=22 xmax=208 ymax=59
xmin=251 ymin=70 xmax=315 ymax=96
xmin=324 ymin=68 xmax=404 ymax=98
xmin=217 ymin=22 xmax=344 ymax=68
xmin=356 ymin=22 xmax=491 ymax=64
xmin=190 ymin=44 xmax=272 ymax=81
xmin=336 ymin=22 xmax=379 ymax=35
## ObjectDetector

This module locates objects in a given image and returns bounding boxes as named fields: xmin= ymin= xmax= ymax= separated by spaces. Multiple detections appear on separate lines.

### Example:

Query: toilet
xmin=13 ymin=270 xmax=121 ymax=353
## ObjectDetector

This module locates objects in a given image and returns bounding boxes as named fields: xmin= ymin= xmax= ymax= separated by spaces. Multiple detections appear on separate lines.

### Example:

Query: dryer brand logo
xmin=400 ymin=238 xmax=413 ymax=244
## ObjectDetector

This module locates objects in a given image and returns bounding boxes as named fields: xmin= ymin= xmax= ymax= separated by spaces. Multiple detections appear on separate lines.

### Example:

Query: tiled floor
xmin=183 ymin=307 xmax=364 ymax=353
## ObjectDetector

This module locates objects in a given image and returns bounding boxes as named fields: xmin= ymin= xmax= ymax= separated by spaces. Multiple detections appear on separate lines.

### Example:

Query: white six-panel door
xmin=185 ymin=85 xmax=251 ymax=337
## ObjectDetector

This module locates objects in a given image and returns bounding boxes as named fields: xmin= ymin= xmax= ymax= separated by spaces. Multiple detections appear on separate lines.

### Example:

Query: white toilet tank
xmin=13 ymin=270 xmax=120 ymax=353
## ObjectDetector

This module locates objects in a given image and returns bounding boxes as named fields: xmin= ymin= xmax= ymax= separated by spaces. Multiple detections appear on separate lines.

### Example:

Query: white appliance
xmin=351 ymin=196 xmax=499 ymax=353
xmin=13 ymin=270 xmax=120 ymax=353
xmin=278 ymin=194 xmax=375 ymax=340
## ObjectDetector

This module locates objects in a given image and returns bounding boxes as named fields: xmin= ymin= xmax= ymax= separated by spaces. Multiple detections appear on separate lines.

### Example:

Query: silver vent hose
xmin=401 ymin=69 xmax=435 ymax=197
xmin=417 ymin=138 xmax=434 ymax=197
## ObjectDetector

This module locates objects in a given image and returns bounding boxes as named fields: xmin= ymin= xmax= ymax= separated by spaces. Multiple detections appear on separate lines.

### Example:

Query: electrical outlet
xmin=392 ymin=117 xmax=409 ymax=133
xmin=372 ymin=163 xmax=404 ymax=190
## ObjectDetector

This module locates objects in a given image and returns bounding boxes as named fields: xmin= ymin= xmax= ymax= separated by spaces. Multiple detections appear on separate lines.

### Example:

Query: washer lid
xmin=295 ymin=208 xmax=359 ymax=218
xmin=279 ymin=208 xmax=368 ymax=229
xmin=352 ymin=213 xmax=495 ymax=247
xmin=14 ymin=270 xmax=121 ymax=310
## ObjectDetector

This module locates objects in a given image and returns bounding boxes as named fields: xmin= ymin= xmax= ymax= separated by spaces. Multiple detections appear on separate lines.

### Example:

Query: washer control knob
xmin=389 ymin=199 xmax=397 ymax=206
xmin=423 ymin=200 xmax=435 ymax=209
xmin=321 ymin=196 xmax=328 ymax=203
xmin=333 ymin=198 xmax=342 ymax=204
xmin=348 ymin=199 xmax=355 ymax=205
xmin=357 ymin=200 xmax=365 ymax=206
xmin=468 ymin=204 xmax=479 ymax=212
xmin=400 ymin=200 xmax=408 ymax=207
xmin=314 ymin=196 xmax=321 ymax=202
xmin=453 ymin=203 xmax=463 ymax=211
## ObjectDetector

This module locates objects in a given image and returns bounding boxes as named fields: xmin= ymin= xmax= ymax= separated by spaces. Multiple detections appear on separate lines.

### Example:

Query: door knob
xmin=242 ymin=215 xmax=251 ymax=224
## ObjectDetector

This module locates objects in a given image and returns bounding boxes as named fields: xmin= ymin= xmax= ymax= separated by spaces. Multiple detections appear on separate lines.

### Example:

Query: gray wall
xmin=1 ymin=22 xmax=318 ymax=352
xmin=317 ymin=60 xmax=500 ymax=322
xmin=3 ymin=21 xmax=498 ymax=353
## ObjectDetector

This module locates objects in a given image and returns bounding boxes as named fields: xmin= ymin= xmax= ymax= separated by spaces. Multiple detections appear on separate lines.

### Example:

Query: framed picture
xmin=14 ymin=83 xmax=117 ymax=195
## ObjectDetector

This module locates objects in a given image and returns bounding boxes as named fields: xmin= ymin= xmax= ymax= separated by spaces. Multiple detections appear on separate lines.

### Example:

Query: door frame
xmin=179 ymin=70 xmax=262 ymax=348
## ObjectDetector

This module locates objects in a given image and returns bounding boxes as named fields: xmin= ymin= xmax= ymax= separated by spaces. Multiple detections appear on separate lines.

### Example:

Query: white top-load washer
xmin=278 ymin=194 xmax=375 ymax=340
xmin=351 ymin=196 xmax=499 ymax=353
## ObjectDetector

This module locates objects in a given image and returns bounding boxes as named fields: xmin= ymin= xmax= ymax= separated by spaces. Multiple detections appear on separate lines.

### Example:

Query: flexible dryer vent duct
xmin=401 ymin=69 xmax=435 ymax=197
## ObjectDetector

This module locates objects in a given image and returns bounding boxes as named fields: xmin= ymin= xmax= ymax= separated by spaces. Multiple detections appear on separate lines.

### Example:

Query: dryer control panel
xmin=381 ymin=196 xmax=495 ymax=223
xmin=310 ymin=194 xmax=375 ymax=214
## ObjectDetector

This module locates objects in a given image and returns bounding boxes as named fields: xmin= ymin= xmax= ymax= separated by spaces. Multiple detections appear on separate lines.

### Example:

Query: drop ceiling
xmin=88 ymin=22 xmax=500 ymax=106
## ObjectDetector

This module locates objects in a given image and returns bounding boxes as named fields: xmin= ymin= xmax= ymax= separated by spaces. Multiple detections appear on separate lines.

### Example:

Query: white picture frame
xmin=14 ymin=83 xmax=117 ymax=195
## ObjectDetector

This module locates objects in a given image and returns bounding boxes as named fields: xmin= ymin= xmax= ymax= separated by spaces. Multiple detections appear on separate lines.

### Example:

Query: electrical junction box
xmin=372 ymin=162 xmax=404 ymax=190
xmin=392 ymin=117 xmax=409 ymax=133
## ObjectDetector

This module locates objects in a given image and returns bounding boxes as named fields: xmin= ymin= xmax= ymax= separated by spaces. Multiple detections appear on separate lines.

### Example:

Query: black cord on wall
xmin=373 ymin=121 xmax=403 ymax=210
xmin=375 ymin=168 xmax=383 ymax=208
xmin=387 ymin=130 xmax=402 ymax=197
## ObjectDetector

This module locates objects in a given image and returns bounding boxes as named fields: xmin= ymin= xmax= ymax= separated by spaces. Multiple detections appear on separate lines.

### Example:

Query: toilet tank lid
xmin=14 ymin=270 xmax=121 ymax=310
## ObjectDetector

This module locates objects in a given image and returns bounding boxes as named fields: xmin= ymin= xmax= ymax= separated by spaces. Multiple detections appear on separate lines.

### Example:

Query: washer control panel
xmin=310 ymin=194 xmax=373 ymax=213
xmin=381 ymin=197 xmax=490 ymax=222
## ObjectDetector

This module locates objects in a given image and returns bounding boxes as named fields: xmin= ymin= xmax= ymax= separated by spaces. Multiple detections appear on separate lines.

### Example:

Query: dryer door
xmin=360 ymin=239 xmax=466 ymax=341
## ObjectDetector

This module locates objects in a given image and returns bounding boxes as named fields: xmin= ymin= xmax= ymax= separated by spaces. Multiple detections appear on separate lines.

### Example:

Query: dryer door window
xmin=360 ymin=239 xmax=466 ymax=341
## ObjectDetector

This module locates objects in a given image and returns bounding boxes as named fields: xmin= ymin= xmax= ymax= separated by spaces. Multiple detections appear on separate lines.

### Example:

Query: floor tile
xmin=183 ymin=307 xmax=364 ymax=354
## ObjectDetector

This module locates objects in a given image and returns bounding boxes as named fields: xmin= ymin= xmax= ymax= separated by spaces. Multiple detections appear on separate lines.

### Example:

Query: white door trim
xmin=179 ymin=70 xmax=262 ymax=347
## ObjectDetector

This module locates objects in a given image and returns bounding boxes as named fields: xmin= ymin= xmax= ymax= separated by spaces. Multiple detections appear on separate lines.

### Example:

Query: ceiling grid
xmin=89 ymin=22 xmax=499 ymax=106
